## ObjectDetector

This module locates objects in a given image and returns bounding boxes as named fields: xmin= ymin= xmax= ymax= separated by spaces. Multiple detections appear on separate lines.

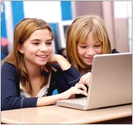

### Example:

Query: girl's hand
xmin=41 ymin=54 xmax=61 ymax=72
xmin=78 ymin=72 xmax=92 ymax=86
xmin=42 ymin=54 xmax=71 ymax=71
xmin=51 ymin=54 xmax=71 ymax=70
xmin=60 ymin=83 xmax=88 ymax=100
xmin=37 ymin=83 xmax=88 ymax=106
xmin=47 ymin=54 xmax=58 ymax=64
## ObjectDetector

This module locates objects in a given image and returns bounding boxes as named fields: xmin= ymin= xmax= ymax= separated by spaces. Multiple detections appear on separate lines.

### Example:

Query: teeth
xmin=39 ymin=55 xmax=47 ymax=58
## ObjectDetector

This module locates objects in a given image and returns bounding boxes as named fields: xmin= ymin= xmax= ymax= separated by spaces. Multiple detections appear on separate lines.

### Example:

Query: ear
xmin=18 ymin=44 xmax=24 ymax=54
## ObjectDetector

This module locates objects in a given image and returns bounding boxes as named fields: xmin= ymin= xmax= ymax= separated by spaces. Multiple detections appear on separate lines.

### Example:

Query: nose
xmin=40 ymin=43 xmax=48 ymax=52
xmin=86 ymin=47 xmax=96 ymax=56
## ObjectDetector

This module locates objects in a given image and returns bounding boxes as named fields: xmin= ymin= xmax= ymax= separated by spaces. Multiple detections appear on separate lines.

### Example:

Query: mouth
xmin=83 ymin=58 xmax=93 ymax=65
xmin=85 ymin=57 xmax=93 ymax=61
xmin=40 ymin=55 xmax=47 ymax=58
xmin=37 ymin=55 xmax=48 ymax=59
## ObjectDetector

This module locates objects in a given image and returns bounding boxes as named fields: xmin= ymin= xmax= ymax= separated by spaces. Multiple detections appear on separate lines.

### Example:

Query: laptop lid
xmin=86 ymin=52 xmax=132 ymax=109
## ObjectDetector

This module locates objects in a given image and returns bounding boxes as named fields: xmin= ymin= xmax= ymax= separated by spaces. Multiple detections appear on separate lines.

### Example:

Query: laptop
xmin=57 ymin=52 xmax=132 ymax=110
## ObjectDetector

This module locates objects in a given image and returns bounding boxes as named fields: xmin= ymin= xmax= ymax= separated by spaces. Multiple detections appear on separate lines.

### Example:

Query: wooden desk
xmin=1 ymin=104 xmax=132 ymax=124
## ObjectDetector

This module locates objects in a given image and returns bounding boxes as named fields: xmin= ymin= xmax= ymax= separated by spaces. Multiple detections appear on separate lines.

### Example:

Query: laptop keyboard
xmin=63 ymin=97 xmax=87 ymax=106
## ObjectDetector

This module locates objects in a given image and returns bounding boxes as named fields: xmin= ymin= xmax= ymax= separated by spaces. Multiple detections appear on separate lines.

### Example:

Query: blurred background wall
xmin=1 ymin=1 xmax=132 ymax=60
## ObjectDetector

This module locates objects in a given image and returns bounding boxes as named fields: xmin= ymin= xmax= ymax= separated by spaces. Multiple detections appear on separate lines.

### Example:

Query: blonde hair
xmin=66 ymin=15 xmax=111 ymax=71
xmin=3 ymin=18 xmax=54 ymax=94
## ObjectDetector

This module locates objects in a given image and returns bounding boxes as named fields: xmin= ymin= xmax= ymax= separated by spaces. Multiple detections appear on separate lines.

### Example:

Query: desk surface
xmin=1 ymin=104 xmax=132 ymax=124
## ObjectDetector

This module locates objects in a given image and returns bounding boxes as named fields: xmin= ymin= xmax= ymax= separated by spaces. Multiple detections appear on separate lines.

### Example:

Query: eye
xmin=78 ymin=44 xmax=87 ymax=48
xmin=46 ymin=42 xmax=52 ymax=45
xmin=31 ymin=39 xmax=40 ymax=45
xmin=46 ymin=40 xmax=53 ymax=45
xmin=80 ymin=46 xmax=87 ymax=48
xmin=94 ymin=43 xmax=102 ymax=47
xmin=32 ymin=42 xmax=39 ymax=45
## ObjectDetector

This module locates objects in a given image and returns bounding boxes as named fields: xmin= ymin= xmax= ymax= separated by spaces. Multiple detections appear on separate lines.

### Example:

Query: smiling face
xmin=18 ymin=29 xmax=53 ymax=67
xmin=66 ymin=15 xmax=111 ymax=73
xmin=77 ymin=32 xmax=102 ymax=67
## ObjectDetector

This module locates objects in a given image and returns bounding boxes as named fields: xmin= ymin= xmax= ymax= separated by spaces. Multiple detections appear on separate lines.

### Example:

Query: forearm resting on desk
xmin=37 ymin=85 xmax=87 ymax=106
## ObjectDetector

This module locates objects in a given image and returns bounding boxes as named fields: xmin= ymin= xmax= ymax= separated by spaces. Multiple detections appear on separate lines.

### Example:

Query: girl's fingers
xmin=85 ymin=79 xmax=91 ymax=86
xmin=78 ymin=72 xmax=92 ymax=86
xmin=75 ymin=83 xmax=87 ymax=93
xmin=79 ymin=84 xmax=87 ymax=92
xmin=76 ymin=89 xmax=88 ymax=96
